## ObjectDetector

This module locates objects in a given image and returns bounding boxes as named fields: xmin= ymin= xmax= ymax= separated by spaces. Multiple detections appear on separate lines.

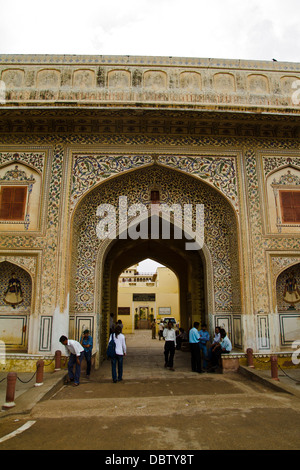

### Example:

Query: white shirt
xmin=66 ymin=339 xmax=84 ymax=356
xmin=213 ymin=333 xmax=221 ymax=344
xmin=221 ymin=335 xmax=232 ymax=352
xmin=109 ymin=333 xmax=127 ymax=356
xmin=163 ymin=328 xmax=176 ymax=345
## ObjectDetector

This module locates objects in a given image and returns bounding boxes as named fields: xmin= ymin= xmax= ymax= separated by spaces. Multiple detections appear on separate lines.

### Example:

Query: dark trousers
xmin=211 ymin=346 xmax=230 ymax=367
xmin=84 ymin=350 xmax=92 ymax=375
xmin=68 ymin=351 xmax=84 ymax=384
xmin=190 ymin=343 xmax=202 ymax=372
xmin=111 ymin=354 xmax=124 ymax=382
xmin=164 ymin=341 xmax=175 ymax=368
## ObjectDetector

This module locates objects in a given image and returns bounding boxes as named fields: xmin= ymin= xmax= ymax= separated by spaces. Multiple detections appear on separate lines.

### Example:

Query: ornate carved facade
xmin=0 ymin=55 xmax=299 ymax=366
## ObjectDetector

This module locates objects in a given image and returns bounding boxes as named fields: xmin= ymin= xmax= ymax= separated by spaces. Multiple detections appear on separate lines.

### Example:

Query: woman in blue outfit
xmin=109 ymin=324 xmax=127 ymax=383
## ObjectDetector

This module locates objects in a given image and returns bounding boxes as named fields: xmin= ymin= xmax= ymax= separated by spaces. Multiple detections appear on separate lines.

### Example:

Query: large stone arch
xmin=70 ymin=163 xmax=241 ymax=364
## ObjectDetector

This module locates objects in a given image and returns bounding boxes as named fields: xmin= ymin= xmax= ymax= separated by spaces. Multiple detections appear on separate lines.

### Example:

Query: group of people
xmin=59 ymin=315 xmax=127 ymax=386
xmin=59 ymin=329 xmax=93 ymax=386
xmin=59 ymin=318 xmax=232 ymax=386
xmin=161 ymin=321 xmax=232 ymax=373
xmin=189 ymin=322 xmax=232 ymax=373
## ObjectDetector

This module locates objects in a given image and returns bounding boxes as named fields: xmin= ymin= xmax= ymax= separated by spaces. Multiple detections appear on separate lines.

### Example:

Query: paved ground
xmin=0 ymin=330 xmax=300 ymax=451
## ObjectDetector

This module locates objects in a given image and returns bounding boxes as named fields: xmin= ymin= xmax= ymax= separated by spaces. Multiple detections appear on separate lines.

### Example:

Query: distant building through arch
xmin=117 ymin=262 xmax=180 ymax=333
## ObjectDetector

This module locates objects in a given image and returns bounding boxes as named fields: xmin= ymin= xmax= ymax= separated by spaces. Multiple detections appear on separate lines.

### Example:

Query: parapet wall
xmin=0 ymin=55 xmax=300 ymax=113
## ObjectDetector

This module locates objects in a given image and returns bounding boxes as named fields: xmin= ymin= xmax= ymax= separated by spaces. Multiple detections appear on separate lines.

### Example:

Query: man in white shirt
xmin=163 ymin=321 xmax=176 ymax=371
xmin=158 ymin=321 xmax=164 ymax=340
xmin=60 ymin=335 xmax=84 ymax=386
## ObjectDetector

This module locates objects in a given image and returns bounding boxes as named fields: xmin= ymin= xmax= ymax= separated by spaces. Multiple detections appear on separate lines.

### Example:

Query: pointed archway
xmin=96 ymin=216 xmax=208 ymax=358
xmin=70 ymin=162 xmax=241 ymax=365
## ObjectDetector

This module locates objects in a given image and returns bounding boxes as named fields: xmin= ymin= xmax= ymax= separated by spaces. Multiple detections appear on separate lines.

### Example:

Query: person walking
xmin=59 ymin=335 xmax=84 ymax=386
xmin=163 ymin=321 xmax=176 ymax=371
xmin=109 ymin=324 xmax=127 ymax=383
xmin=80 ymin=329 xmax=93 ymax=378
xmin=151 ymin=319 xmax=156 ymax=339
xmin=158 ymin=321 xmax=164 ymax=340
xmin=189 ymin=322 xmax=202 ymax=373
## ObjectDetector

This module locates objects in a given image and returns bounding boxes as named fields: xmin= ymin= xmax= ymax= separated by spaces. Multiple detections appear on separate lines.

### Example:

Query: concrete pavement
xmin=0 ymin=331 xmax=300 ymax=450
xmin=1 ymin=329 xmax=300 ymax=419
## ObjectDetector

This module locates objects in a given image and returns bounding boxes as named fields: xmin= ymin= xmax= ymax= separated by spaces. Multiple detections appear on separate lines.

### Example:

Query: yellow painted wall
xmin=117 ymin=266 xmax=180 ymax=333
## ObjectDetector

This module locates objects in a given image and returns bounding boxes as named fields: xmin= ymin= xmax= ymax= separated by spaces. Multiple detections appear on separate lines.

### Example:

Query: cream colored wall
xmin=117 ymin=266 xmax=179 ymax=333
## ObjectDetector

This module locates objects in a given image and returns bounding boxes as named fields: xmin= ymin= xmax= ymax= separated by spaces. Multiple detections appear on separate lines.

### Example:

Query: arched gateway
xmin=0 ymin=54 xmax=299 ymax=370
xmin=71 ymin=163 xmax=241 ymax=364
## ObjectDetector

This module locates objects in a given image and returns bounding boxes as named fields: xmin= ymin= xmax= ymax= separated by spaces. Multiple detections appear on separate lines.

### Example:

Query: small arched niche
xmin=0 ymin=261 xmax=32 ymax=351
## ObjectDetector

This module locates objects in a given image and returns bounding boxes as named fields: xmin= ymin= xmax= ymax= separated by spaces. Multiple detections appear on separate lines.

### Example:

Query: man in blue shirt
xmin=199 ymin=323 xmax=210 ymax=370
xmin=80 ymin=329 xmax=93 ymax=378
xmin=189 ymin=322 xmax=202 ymax=373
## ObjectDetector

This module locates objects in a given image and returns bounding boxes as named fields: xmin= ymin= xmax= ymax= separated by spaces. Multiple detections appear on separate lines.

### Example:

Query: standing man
xmin=151 ymin=319 xmax=156 ymax=339
xmin=158 ymin=321 xmax=164 ymax=340
xmin=199 ymin=323 xmax=210 ymax=371
xmin=163 ymin=321 xmax=176 ymax=371
xmin=189 ymin=322 xmax=202 ymax=373
xmin=80 ymin=329 xmax=93 ymax=378
xmin=59 ymin=335 xmax=84 ymax=386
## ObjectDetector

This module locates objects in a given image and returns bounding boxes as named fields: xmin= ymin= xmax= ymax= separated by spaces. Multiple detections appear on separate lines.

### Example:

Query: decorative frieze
xmin=1 ymin=55 xmax=300 ymax=112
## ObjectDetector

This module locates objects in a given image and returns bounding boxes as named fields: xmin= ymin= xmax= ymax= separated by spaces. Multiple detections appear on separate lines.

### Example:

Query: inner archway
xmin=103 ymin=231 xmax=206 ymax=336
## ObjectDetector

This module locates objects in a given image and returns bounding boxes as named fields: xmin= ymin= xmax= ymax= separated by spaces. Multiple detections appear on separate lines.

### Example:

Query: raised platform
xmin=221 ymin=351 xmax=299 ymax=373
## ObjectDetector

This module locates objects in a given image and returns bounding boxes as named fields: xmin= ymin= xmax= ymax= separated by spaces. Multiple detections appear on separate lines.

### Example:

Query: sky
xmin=0 ymin=0 xmax=299 ymax=62
xmin=137 ymin=259 xmax=165 ymax=273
